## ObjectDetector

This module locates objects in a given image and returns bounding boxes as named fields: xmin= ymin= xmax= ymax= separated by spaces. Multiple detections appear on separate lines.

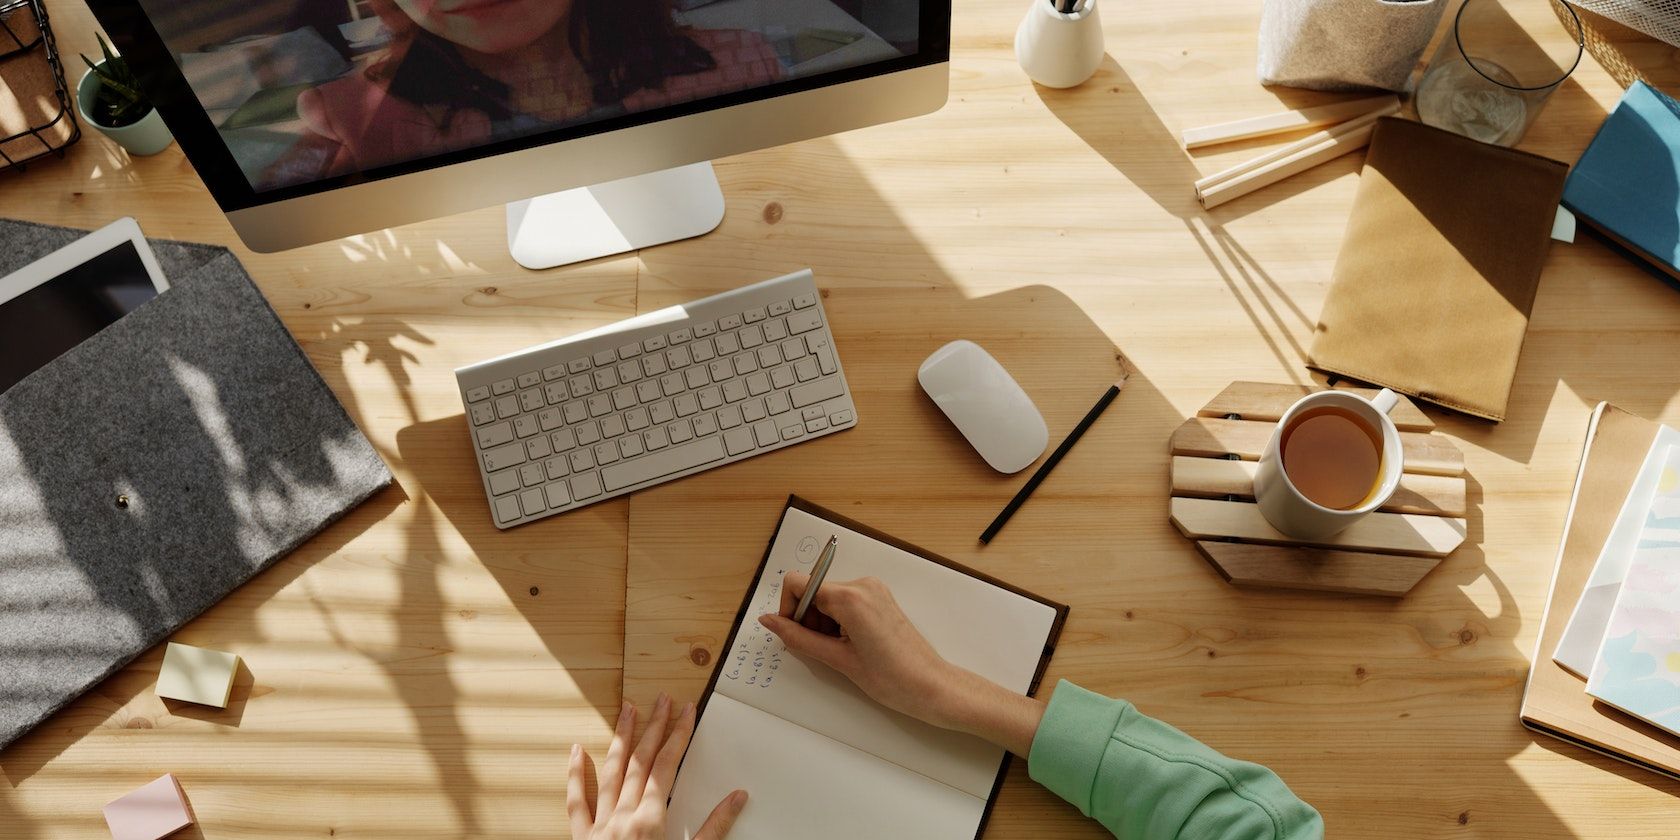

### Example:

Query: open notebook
xmin=665 ymin=497 xmax=1068 ymax=840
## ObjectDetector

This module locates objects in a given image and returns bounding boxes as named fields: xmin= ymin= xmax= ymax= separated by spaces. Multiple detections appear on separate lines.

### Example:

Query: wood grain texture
xmin=1171 ymin=455 xmax=1467 ymax=516
xmin=4 ymin=0 xmax=1680 ymax=837
xmin=1197 ymin=380 xmax=1435 ymax=431
xmin=1171 ymin=497 xmax=1467 ymax=556
xmin=1171 ymin=416 xmax=1467 ymax=475
xmin=1194 ymin=541 xmax=1442 ymax=597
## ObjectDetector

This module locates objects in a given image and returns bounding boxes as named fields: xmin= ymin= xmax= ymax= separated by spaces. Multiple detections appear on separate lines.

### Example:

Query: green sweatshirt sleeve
xmin=1027 ymin=680 xmax=1324 ymax=840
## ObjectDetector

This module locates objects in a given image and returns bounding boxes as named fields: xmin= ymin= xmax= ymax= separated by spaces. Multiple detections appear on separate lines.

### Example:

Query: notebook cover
xmin=686 ymin=495 xmax=1070 ymax=840
xmin=0 ymin=219 xmax=392 ymax=751
xmin=1307 ymin=117 xmax=1568 ymax=421
xmin=1520 ymin=403 xmax=1680 ymax=780
xmin=1561 ymin=82 xmax=1680 ymax=282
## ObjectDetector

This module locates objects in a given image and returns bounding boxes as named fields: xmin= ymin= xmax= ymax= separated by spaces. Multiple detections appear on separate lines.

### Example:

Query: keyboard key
xmin=570 ymin=449 xmax=596 ymax=471
xmin=466 ymin=386 xmax=491 ymax=403
xmin=792 ymin=377 xmax=845 ymax=408
xmin=793 ymin=292 xmax=817 ymax=309
xmin=715 ymin=333 xmax=741 ymax=355
xmin=477 ymin=421 xmax=514 ymax=448
xmin=666 ymin=346 xmax=692 ymax=369
xmin=495 ymin=495 xmax=523 ymax=524
xmin=571 ymin=473 xmax=603 ymax=500
xmin=626 ymin=408 xmax=650 ymax=431
xmin=650 ymin=401 xmax=675 ymax=424
xmin=613 ymin=387 xmax=637 ymax=411
xmin=588 ymin=395 xmax=613 ymax=417
xmin=693 ymin=413 xmax=719 ymax=436
xmin=698 ymin=386 xmax=723 ymax=410
xmin=520 ymin=389 xmax=544 ymax=412
xmin=576 ymin=423 xmax=601 ymax=445
xmin=668 ymin=421 xmax=695 ymax=443
xmin=674 ymin=393 xmax=699 ymax=417
xmin=619 ymin=435 xmax=645 ymax=458
xmin=568 ymin=358 xmax=591 ymax=374
xmin=769 ymin=300 xmax=791 ymax=316
xmin=794 ymin=358 xmax=820 ymax=382
xmin=569 ymin=375 xmax=594 ymax=396
xmin=518 ymin=371 xmax=541 ymax=388
xmin=643 ymin=335 xmax=667 ymax=353
xmin=488 ymin=469 xmax=521 ymax=496
xmin=545 ymin=382 xmax=569 ymax=405
xmin=618 ymin=342 xmax=642 ymax=360
xmin=693 ymin=321 xmax=717 ymax=338
xmin=594 ymin=442 xmax=620 ymax=465
xmin=544 ymin=456 xmax=570 ymax=480
xmin=593 ymin=349 xmax=618 ymax=366
xmin=496 ymin=395 xmax=521 ymax=419
xmin=662 ymin=372 xmax=686 ymax=396
xmin=763 ymin=318 xmax=788 ymax=342
xmin=601 ymin=415 xmax=626 ymax=438
xmin=719 ymin=314 xmax=743 ymax=331
xmin=668 ymin=327 xmax=693 ymax=344
xmin=766 ymin=391 xmax=791 ymax=416
xmin=744 ymin=306 xmax=767 ymax=323
xmin=514 ymin=415 xmax=539 ymax=438
xmin=740 ymin=325 xmax=764 ymax=349
xmin=718 ymin=405 xmax=743 ymax=429
xmin=543 ymin=364 xmax=567 ymax=381
xmin=806 ymin=416 xmax=830 ymax=433
xmin=520 ymin=488 xmax=546 ymax=515
xmin=787 ymin=309 xmax=822 ymax=334
xmin=758 ymin=345 xmax=781 ymax=367
xmin=493 ymin=378 xmax=517 ymax=395
xmin=617 ymin=361 xmax=643 ymax=384
xmin=593 ymin=368 xmax=619 ymax=390
xmin=743 ymin=399 xmax=767 ymax=422
xmin=723 ymin=379 xmax=748 ymax=402
xmin=637 ymin=380 xmax=662 ymax=403
xmin=781 ymin=339 xmax=806 ymax=360
xmin=708 ymin=360 xmax=734 ymax=382
xmin=538 ymin=407 xmax=563 ymax=431
xmin=746 ymin=372 xmax=770 ymax=396
xmin=601 ymin=435 xmax=727 ymax=491
xmin=520 ymin=463 xmax=545 ymax=487
xmin=544 ymin=481 xmax=571 ymax=509
xmin=780 ymin=423 xmax=805 ymax=441
xmin=816 ymin=343 xmax=838 ymax=375
xmin=526 ymin=436 xmax=552 ymax=460
xmin=563 ymin=401 xmax=588 ymax=424
xmin=770 ymin=366 xmax=795 ymax=389
xmin=685 ymin=367 xmax=710 ymax=390
xmin=470 ymin=403 xmax=497 ymax=426
xmin=691 ymin=340 xmax=716 ymax=362
xmin=483 ymin=442 xmax=526 ymax=472
xmin=753 ymin=420 xmax=779 ymax=447
xmin=802 ymin=406 xmax=826 ymax=421
xmin=644 ymin=427 xmax=670 ymax=450
xmin=551 ymin=428 xmax=577 ymax=452
xmin=733 ymin=354 xmax=758 ymax=375
xmin=724 ymin=426 xmax=754 ymax=455
xmin=642 ymin=354 xmax=667 ymax=377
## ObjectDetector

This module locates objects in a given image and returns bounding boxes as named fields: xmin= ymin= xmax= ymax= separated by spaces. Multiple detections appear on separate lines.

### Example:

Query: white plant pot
xmin=1015 ymin=0 xmax=1105 ymax=89
xmin=76 ymin=65 xmax=172 ymax=156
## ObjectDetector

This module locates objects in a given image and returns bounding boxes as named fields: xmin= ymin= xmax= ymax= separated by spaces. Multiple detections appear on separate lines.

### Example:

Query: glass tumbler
xmin=1414 ymin=0 xmax=1585 ymax=146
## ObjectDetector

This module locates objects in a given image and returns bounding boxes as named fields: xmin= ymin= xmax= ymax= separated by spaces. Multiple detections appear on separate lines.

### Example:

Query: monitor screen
xmin=0 ymin=241 xmax=161 ymax=393
xmin=132 ymin=0 xmax=925 ymax=195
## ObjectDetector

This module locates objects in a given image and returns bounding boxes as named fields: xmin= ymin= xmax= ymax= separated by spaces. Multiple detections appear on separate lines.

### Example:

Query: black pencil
xmin=979 ymin=375 xmax=1126 ymax=544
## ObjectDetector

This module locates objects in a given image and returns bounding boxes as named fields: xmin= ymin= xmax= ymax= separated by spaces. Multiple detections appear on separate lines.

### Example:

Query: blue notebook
xmin=1562 ymin=82 xmax=1680 ymax=283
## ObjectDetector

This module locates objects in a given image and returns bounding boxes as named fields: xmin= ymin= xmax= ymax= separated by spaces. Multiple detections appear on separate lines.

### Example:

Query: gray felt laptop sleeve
xmin=0 ymin=219 xmax=392 ymax=750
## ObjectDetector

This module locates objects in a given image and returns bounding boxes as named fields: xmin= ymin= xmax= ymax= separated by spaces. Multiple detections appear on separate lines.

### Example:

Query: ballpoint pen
xmin=792 ymin=535 xmax=838 ymax=624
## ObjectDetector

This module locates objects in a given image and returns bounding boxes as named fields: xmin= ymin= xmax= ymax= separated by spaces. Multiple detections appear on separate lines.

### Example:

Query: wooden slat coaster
xmin=1168 ymin=383 xmax=1469 ymax=597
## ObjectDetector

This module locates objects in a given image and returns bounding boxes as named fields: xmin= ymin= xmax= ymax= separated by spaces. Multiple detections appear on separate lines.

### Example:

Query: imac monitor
xmin=86 ymin=0 xmax=950 ymax=267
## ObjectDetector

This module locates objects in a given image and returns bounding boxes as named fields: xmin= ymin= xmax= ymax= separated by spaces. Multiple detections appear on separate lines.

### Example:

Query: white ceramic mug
xmin=1254 ymin=389 xmax=1404 ymax=540
xmin=1015 ymin=0 xmax=1105 ymax=89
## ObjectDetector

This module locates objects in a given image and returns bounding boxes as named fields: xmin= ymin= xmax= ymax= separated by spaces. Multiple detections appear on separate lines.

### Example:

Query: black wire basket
xmin=0 ymin=0 xmax=80 ymax=172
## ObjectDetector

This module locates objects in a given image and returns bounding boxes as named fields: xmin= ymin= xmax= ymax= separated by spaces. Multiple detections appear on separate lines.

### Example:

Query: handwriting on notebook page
xmin=724 ymin=533 xmax=824 ymax=689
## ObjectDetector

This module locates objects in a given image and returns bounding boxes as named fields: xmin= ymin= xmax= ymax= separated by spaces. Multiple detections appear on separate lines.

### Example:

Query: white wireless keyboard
xmin=455 ymin=269 xmax=857 ymax=528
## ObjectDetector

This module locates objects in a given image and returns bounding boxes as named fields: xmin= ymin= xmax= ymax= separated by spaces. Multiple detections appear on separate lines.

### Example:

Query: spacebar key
xmin=601 ymin=436 xmax=727 ymax=491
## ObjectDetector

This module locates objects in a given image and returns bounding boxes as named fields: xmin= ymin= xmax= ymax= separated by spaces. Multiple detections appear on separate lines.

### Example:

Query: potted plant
xmin=76 ymin=33 xmax=171 ymax=156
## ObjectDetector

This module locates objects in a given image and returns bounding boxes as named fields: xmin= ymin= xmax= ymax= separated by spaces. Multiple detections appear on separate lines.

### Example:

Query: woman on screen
xmin=266 ymin=0 xmax=782 ymax=187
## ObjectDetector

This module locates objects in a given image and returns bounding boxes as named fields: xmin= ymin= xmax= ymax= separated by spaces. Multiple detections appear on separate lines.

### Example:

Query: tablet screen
xmin=0 ymin=241 xmax=161 ymax=393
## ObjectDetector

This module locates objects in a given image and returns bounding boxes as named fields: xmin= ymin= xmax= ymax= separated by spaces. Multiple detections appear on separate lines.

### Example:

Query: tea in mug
xmin=1279 ymin=406 xmax=1382 ymax=510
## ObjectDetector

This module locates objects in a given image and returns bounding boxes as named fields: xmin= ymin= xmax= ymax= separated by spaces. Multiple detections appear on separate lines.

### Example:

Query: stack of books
xmin=1522 ymin=404 xmax=1680 ymax=777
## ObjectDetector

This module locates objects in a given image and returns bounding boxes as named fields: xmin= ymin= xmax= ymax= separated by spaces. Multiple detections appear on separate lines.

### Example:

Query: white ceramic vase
xmin=1015 ymin=0 xmax=1105 ymax=89
xmin=76 ymin=65 xmax=173 ymax=157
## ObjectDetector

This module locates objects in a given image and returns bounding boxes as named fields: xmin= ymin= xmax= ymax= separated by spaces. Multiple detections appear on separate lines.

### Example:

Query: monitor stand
xmin=506 ymin=161 xmax=726 ymax=270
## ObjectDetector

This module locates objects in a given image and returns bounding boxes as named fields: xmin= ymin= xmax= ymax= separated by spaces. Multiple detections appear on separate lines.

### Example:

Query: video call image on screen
xmin=143 ymin=0 xmax=921 ymax=192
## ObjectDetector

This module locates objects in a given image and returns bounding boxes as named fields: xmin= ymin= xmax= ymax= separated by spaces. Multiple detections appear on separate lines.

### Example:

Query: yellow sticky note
xmin=155 ymin=643 xmax=239 ymax=708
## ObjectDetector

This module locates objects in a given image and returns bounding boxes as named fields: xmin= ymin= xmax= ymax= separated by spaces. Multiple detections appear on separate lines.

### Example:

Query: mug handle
xmin=1371 ymin=388 xmax=1399 ymax=415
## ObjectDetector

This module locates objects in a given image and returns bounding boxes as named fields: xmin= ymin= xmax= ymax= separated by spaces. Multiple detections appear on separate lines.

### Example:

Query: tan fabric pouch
xmin=1307 ymin=117 xmax=1568 ymax=421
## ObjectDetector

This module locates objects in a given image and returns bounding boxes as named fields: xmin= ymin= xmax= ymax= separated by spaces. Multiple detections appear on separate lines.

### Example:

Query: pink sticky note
xmin=103 ymin=774 xmax=194 ymax=840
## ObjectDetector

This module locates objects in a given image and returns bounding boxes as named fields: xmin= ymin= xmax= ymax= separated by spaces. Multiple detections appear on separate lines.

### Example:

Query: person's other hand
xmin=568 ymin=694 xmax=747 ymax=840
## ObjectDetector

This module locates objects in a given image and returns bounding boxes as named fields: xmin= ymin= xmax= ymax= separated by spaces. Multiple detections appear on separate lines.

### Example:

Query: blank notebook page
xmin=665 ymin=506 xmax=1059 ymax=839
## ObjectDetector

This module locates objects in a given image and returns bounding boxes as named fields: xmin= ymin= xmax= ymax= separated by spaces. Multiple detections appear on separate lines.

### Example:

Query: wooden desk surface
xmin=4 ymin=0 xmax=1680 ymax=836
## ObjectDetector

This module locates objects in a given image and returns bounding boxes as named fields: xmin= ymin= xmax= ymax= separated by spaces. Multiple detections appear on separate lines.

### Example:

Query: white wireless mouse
xmin=918 ymin=340 xmax=1048 ymax=474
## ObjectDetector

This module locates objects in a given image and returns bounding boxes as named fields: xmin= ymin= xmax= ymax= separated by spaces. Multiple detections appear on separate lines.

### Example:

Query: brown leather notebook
xmin=1307 ymin=117 xmax=1569 ymax=421
xmin=1520 ymin=403 xmax=1680 ymax=779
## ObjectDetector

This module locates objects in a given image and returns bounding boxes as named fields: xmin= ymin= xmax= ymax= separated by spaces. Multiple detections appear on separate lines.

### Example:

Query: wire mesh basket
xmin=0 ymin=0 xmax=80 ymax=173
xmin=1569 ymin=0 xmax=1680 ymax=47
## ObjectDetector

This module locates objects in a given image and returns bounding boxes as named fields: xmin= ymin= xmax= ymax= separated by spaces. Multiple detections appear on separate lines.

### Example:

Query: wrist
xmin=927 ymin=665 xmax=1045 ymax=757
